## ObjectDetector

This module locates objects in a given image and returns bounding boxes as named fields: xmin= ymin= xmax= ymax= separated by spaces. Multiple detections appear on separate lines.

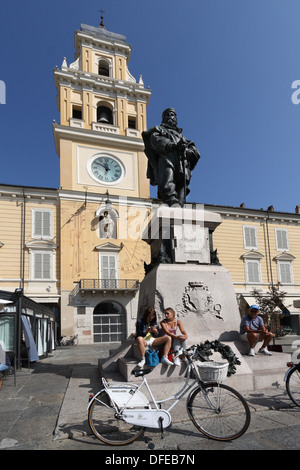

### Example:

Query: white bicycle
xmin=88 ymin=347 xmax=251 ymax=446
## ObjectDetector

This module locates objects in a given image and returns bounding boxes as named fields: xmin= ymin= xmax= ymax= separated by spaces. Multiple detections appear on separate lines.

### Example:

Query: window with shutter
xmin=33 ymin=209 xmax=52 ymax=238
xmin=33 ymin=251 xmax=52 ymax=279
xmin=34 ymin=253 xmax=42 ymax=278
xmin=278 ymin=262 xmax=292 ymax=284
xmin=101 ymin=255 xmax=117 ymax=279
xmin=34 ymin=211 xmax=42 ymax=237
xmin=246 ymin=260 xmax=261 ymax=283
xmin=275 ymin=229 xmax=289 ymax=251
xmin=243 ymin=226 xmax=258 ymax=249
xmin=101 ymin=255 xmax=109 ymax=279
xmin=100 ymin=253 xmax=118 ymax=287
xmin=43 ymin=211 xmax=51 ymax=237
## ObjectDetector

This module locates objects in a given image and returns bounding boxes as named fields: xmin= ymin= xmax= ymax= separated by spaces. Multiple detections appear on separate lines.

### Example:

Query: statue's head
xmin=162 ymin=108 xmax=177 ymax=127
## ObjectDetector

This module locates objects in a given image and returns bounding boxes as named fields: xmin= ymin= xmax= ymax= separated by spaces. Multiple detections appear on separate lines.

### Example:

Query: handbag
xmin=145 ymin=349 xmax=159 ymax=367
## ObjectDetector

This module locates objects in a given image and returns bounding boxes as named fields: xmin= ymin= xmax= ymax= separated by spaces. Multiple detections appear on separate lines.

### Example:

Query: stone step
xmin=118 ymin=356 xmax=188 ymax=383
xmin=99 ymin=340 xmax=293 ymax=394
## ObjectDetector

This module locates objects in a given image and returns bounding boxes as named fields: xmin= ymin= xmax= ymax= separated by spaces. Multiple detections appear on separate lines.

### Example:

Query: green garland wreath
xmin=195 ymin=340 xmax=241 ymax=376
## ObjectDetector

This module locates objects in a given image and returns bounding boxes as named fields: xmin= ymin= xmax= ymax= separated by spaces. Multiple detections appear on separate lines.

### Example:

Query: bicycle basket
xmin=197 ymin=361 xmax=228 ymax=383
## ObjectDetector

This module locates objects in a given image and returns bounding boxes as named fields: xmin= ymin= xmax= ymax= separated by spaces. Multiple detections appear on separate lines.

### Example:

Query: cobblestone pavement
xmin=0 ymin=343 xmax=299 ymax=457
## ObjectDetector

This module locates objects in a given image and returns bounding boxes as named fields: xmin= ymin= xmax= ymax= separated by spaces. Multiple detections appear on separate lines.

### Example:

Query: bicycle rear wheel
xmin=187 ymin=383 xmax=251 ymax=441
xmin=88 ymin=390 xmax=144 ymax=445
xmin=286 ymin=367 xmax=300 ymax=407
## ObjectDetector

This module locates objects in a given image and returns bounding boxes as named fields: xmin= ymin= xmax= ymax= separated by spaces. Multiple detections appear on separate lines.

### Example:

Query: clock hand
xmin=95 ymin=162 xmax=109 ymax=171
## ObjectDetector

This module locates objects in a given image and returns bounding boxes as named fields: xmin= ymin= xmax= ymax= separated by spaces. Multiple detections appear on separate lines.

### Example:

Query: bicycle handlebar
xmin=173 ymin=346 xmax=197 ymax=360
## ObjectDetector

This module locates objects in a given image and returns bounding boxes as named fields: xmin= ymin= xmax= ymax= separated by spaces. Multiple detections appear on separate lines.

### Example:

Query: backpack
xmin=145 ymin=349 xmax=159 ymax=367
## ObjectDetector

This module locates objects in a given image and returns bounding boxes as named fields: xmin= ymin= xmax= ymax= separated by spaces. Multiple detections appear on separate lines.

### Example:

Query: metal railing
xmin=80 ymin=279 xmax=139 ymax=289
xmin=69 ymin=279 xmax=139 ymax=304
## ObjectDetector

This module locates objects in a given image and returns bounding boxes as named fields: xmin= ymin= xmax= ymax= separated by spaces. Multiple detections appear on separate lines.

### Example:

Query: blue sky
xmin=1 ymin=0 xmax=300 ymax=213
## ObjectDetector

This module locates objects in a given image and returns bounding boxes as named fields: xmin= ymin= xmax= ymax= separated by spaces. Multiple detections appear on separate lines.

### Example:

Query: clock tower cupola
xmin=53 ymin=19 xmax=151 ymax=199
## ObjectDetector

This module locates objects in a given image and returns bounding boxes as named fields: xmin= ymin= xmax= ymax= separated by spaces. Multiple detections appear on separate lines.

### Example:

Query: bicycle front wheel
xmin=88 ymin=390 xmax=144 ymax=445
xmin=286 ymin=367 xmax=300 ymax=407
xmin=187 ymin=383 xmax=251 ymax=441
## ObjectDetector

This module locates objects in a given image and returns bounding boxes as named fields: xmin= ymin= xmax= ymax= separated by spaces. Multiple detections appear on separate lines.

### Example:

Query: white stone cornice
xmin=240 ymin=250 xmax=264 ymax=259
xmin=25 ymin=239 xmax=57 ymax=250
xmin=94 ymin=242 xmax=122 ymax=252
xmin=273 ymin=253 xmax=296 ymax=262
xmin=52 ymin=123 xmax=145 ymax=151
xmin=206 ymin=204 xmax=300 ymax=224
xmin=53 ymin=68 xmax=151 ymax=100
xmin=57 ymin=188 xmax=152 ymax=209
xmin=0 ymin=185 xmax=58 ymax=201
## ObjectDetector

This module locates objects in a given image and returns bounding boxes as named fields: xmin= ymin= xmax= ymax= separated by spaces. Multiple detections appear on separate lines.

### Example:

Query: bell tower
xmin=52 ymin=19 xmax=152 ymax=343
xmin=53 ymin=19 xmax=151 ymax=198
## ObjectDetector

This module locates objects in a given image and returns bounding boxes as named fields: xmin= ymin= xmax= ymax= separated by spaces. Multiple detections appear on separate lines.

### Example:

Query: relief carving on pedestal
xmin=175 ymin=281 xmax=223 ymax=321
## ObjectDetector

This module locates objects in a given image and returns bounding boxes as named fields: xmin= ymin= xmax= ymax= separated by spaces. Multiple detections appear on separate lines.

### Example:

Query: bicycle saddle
xmin=131 ymin=367 xmax=153 ymax=377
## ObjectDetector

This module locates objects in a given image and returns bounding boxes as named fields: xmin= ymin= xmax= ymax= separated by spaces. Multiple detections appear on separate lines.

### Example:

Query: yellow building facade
xmin=0 ymin=185 xmax=60 ymax=307
xmin=1 ymin=20 xmax=300 ymax=346
xmin=207 ymin=203 xmax=300 ymax=334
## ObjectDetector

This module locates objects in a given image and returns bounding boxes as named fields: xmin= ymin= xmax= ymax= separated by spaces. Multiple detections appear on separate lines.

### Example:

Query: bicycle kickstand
xmin=158 ymin=416 xmax=164 ymax=439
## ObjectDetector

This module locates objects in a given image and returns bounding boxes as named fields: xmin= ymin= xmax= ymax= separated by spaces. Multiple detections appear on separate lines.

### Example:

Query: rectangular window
xmin=245 ymin=260 xmax=261 ymax=283
xmin=278 ymin=262 xmax=293 ymax=284
xmin=128 ymin=117 xmax=136 ymax=129
xmin=33 ymin=251 xmax=52 ymax=279
xmin=101 ymin=254 xmax=117 ymax=279
xmin=32 ymin=209 xmax=52 ymax=239
xmin=243 ymin=226 xmax=257 ymax=249
xmin=72 ymin=106 xmax=82 ymax=119
xmin=99 ymin=253 xmax=119 ymax=288
xmin=275 ymin=229 xmax=289 ymax=251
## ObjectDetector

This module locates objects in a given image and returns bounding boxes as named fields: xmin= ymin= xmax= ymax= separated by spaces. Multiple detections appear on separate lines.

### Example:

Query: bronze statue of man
xmin=142 ymin=108 xmax=200 ymax=207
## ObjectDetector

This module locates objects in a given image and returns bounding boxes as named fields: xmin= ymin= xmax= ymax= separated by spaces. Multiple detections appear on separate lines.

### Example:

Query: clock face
xmin=90 ymin=155 xmax=123 ymax=184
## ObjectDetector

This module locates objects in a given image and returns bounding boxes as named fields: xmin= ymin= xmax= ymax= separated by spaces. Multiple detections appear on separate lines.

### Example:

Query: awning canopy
xmin=241 ymin=296 xmax=257 ymax=307
xmin=286 ymin=298 xmax=300 ymax=315
xmin=241 ymin=295 xmax=300 ymax=315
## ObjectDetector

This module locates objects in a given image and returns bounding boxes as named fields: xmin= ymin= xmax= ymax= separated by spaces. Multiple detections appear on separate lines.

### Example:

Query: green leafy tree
xmin=251 ymin=286 xmax=288 ymax=337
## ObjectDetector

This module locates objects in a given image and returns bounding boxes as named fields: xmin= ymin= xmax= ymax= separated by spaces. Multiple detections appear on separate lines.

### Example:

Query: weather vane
xmin=98 ymin=9 xmax=105 ymax=27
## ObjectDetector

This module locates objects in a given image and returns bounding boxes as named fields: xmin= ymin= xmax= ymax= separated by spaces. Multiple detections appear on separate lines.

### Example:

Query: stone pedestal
xmin=138 ymin=205 xmax=241 ymax=342
xmin=143 ymin=205 xmax=221 ymax=267
xmin=138 ymin=263 xmax=241 ymax=343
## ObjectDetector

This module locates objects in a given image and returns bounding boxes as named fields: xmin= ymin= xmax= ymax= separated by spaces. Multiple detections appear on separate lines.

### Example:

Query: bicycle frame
xmin=88 ymin=353 xmax=218 ymax=430
xmin=155 ymin=360 xmax=207 ymax=413
xmin=138 ymin=364 xmax=198 ymax=412
xmin=88 ymin=347 xmax=251 ymax=444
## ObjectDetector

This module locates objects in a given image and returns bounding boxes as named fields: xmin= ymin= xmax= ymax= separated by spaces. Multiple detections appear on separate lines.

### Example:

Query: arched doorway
xmin=93 ymin=301 xmax=126 ymax=343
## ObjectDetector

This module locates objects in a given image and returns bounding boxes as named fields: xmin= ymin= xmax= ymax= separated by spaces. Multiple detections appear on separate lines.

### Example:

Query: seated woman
xmin=136 ymin=307 xmax=173 ymax=367
xmin=160 ymin=307 xmax=188 ymax=366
